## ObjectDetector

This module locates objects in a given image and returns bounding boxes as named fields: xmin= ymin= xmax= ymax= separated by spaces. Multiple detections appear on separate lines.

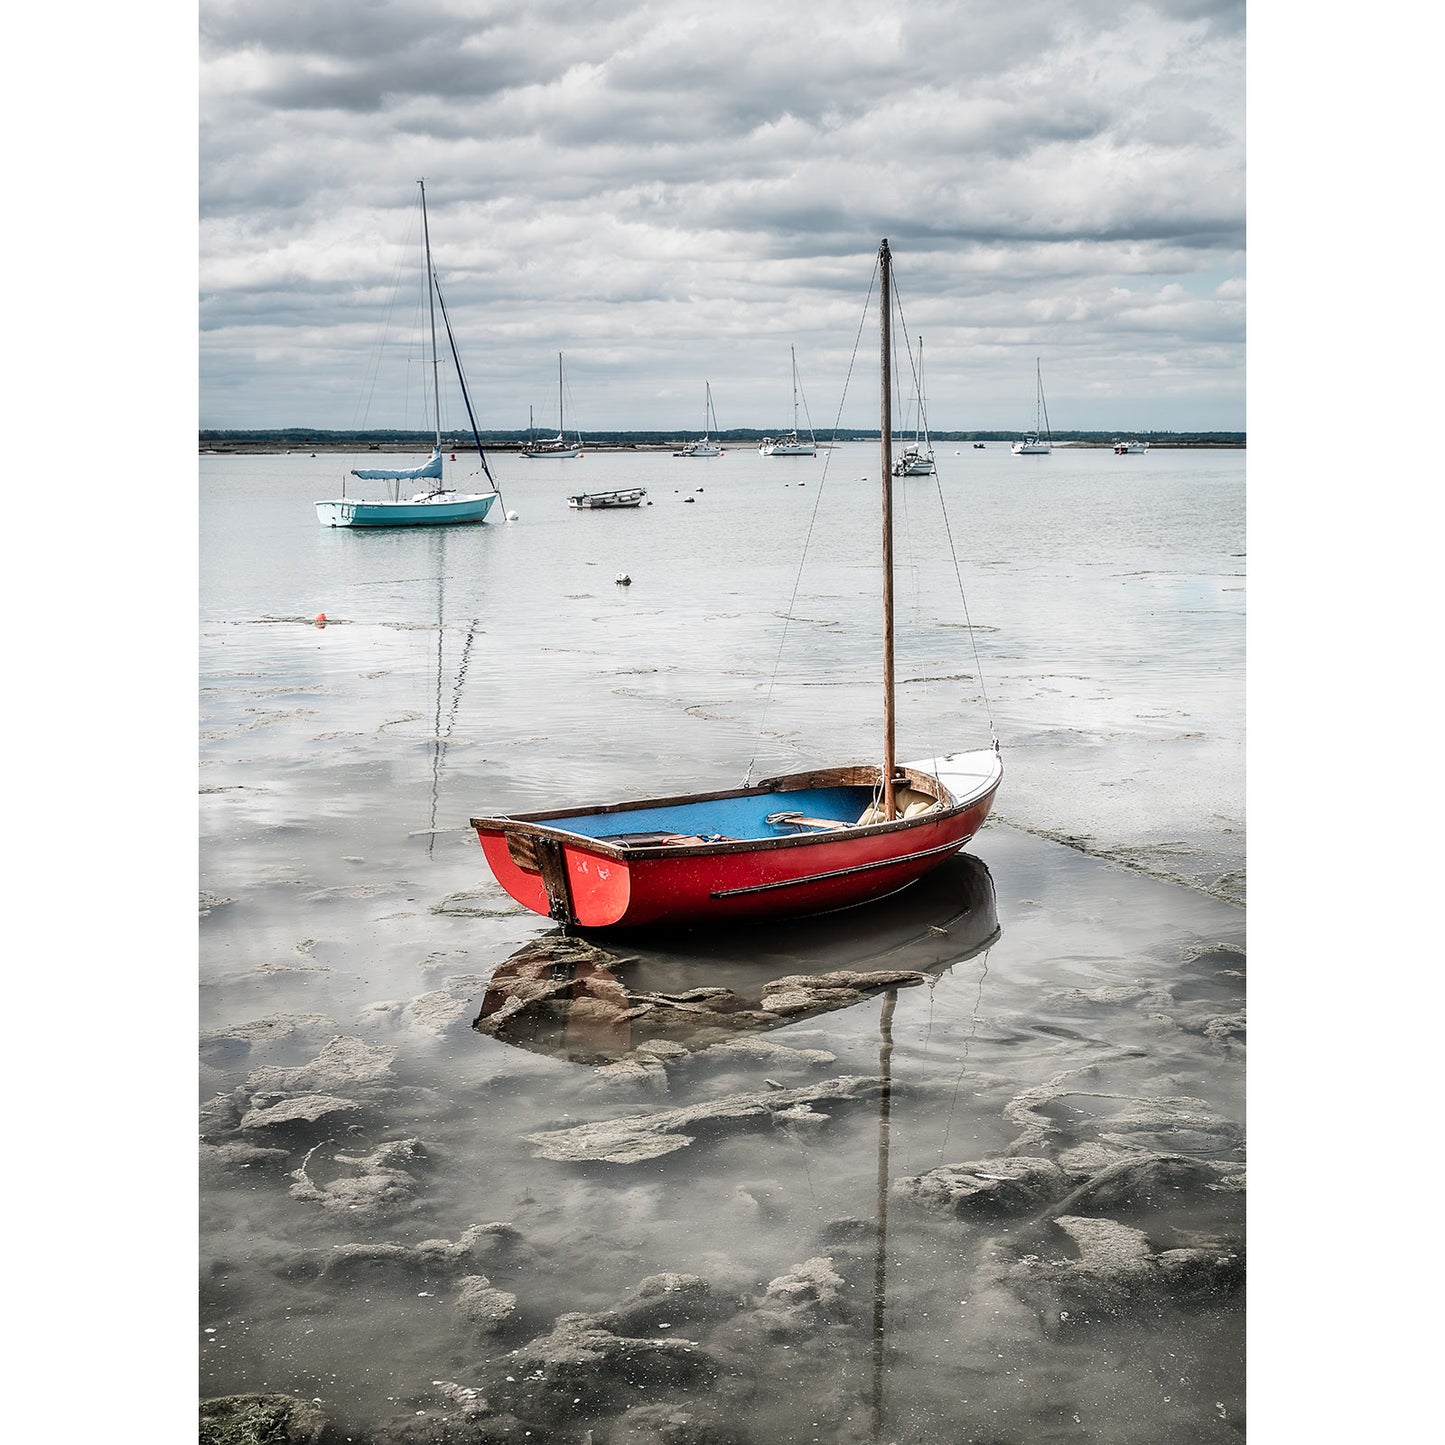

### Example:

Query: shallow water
xmin=200 ymin=442 xmax=1245 ymax=1442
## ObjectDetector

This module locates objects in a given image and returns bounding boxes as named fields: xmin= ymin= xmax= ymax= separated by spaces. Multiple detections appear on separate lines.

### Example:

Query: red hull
xmin=473 ymin=766 xmax=1000 ymax=931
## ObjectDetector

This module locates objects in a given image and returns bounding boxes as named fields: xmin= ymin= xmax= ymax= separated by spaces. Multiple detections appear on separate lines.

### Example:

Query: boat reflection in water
xmin=473 ymin=853 xmax=998 ymax=1064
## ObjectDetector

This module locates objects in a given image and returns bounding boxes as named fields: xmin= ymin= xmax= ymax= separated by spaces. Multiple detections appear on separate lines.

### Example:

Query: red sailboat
xmin=470 ymin=240 xmax=1002 ymax=931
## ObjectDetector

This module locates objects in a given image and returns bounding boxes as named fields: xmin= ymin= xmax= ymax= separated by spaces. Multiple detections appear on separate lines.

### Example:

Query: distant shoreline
xmin=200 ymin=435 xmax=1245 ymax=456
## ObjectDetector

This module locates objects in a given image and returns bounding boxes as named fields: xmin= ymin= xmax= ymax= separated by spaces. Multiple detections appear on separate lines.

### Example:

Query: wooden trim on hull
xmin=472 ymin=764 xmax=966 ymax=859
xmin=709 ymin=834 xmax=973 ymax=899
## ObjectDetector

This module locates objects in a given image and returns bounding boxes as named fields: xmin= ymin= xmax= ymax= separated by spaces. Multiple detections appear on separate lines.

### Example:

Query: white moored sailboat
xmin=892 ymin=335 xmax=936 ymax=476
xmin=1011 ymin=357 xmax=1053 ymax=456
xmin=315 ymin=181 xmax=504 ymax=528
xmin=675 ymin=382 xmax=723 ymax=457
xmin=520 ymin=353 xmax=584 ymax=458
xmin=759 ymin=347 xmax=817 ymax=456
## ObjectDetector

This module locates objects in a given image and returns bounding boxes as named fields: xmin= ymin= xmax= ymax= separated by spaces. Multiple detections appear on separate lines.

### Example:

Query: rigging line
xmin=929 ymin=474 xmax=998 ymax=746
xmin=921 ymin=974 xmax=937 ymax=1065
xmin=432 ymin=274 xmax=505 ymax=506
xmin=429 ymin=560 xmax=446 ymax=853
xmin=443 ymin=617 xmax=480 ymax=737
xmin=935 ymin=947 xmax=991 ymax=1160
xmin=890 ymin=285 xmax=919 ymax=426
xmin=352 ymin=200 xmax=420 ymax=433
xmin=779 ymin=1115 xmax=822 ymax=1222
xmin=888 ymin=277 xmax=947 ymax=771
xmin=890 ymin=281 xmax=995 ymax=761
xmin=743 ymin=259 xmax=881 ymax=786
xmin=884 ymin=281 xmax=942 ymax=762
xmin=390 ymin=278 xmax=430 ymax=495
xmin=895 ymin=437 xmax=939 ymax=767
xmin=561 ymin=367 xmax=584 ymax=444
xmin=795 ymin=363 xmax=817 ymax=442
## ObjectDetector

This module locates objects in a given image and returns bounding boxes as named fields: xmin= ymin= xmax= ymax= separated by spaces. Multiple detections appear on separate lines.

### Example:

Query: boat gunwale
xmin=566 ymin=488 xmax=647 ymax=507
xmin=469 ymin=760 xmax=1002 ymax=862
xmin=315 ymin=490 xmax=497 ymax=508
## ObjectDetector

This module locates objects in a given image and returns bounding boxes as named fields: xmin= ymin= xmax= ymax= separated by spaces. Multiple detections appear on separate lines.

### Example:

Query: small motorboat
xmin=567 ymin=488 xmax=647 ymax=510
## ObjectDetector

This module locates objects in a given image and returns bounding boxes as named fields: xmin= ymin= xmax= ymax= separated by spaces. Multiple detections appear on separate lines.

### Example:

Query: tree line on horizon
xmin=201 ymin=426 xmax=1246 ymax=445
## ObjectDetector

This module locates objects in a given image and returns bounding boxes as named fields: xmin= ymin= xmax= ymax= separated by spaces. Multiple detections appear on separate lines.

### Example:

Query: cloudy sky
xmin=200 ymin=0 xmax=1245 ymax=434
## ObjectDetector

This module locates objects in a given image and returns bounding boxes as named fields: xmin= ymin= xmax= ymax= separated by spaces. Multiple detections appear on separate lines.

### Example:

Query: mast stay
xmin=420 ymin=180 xmax=442 ymax=464
xmin=743 ymin=236 xmax=998 ymax=789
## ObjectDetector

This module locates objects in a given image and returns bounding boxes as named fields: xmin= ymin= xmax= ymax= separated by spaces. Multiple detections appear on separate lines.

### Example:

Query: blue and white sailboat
xmin=316 ymin=181 xmax=503 ymax=528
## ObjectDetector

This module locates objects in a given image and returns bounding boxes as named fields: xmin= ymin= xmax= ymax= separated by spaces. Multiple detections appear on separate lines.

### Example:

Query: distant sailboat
xmin=315 ymin=181 xmax=503 ymax=528
xmin=520 ymin=353 xmax=584 ymax=458
xmin=1011 ymin=357 xmax=1053 ymax=456
xmin=675 ymin=382 xmax=723 ymax=457
xmin=892 ymin=335 xmax=936 ymax=476
xmin=759 ymin=347 xmax=817 ymax=456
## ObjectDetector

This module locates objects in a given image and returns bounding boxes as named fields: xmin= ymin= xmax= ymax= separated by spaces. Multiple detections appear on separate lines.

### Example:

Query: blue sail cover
xmin=350 ymin=447 xmax=444 ymax=482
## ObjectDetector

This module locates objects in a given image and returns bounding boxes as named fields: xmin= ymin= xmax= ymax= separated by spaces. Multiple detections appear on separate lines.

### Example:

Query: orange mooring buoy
xmin=314 ymin=612 xmax=328 ymax=627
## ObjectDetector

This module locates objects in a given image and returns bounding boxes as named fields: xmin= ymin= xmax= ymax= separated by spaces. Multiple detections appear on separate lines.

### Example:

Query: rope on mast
xmin=742 ymin=261 xmax=880 ymax=786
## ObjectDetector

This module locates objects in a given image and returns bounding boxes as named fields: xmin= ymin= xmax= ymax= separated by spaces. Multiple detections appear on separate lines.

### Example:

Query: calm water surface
xmin=200 ymin=443 xmax=1245 ymax=1443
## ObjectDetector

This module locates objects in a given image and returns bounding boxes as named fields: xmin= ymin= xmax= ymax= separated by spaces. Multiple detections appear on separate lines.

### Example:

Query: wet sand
xmin=199 ymin=445 xmax=1244 ymax=1441
xmin=199 ymin=823 xmax=1243 ymax=1444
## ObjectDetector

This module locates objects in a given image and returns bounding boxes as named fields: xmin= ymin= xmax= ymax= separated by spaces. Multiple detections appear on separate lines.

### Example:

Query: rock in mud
xmin=524 ymin=1076 xmax=884 ymax=1163
xmin=609 ymin=1401 xmax=740 ymax=1444
xmin=892 ymin=1156 xmax=1071 ymax=1217
xmin=1007 ymin=1214 xmax=1243 ymax=1321
xmin=313 ymin=1223 xmax=528 ymax=1281
xmin=246 ymin=1034 xmax=397 ymax=1094
xmin=239 ymin=1092 xmax=362 ymax=1133
xmin=371 ymin=1405 xmax=532 ymax=1444
xmin=759 ymin=968 xmax=925 ymax=1015
xmin=591 ymin=1058 xmax=671 ymax=1093
xmin=747 ymin=1256 xmax=850 ymax=1343
xmin=582 ymin=1272 xmax=734 ymax=1336
xmin=1003 ymin=1067 xmax=1241 ymax=1161
xmin=404 ymin=976 xmax=496 ymax=1033
xmin=200 ymin=1140 xmax=293 ymax=1172
xmin=289 ymin=1137 xmax=427 ymax=1217
xmin=199 ymin=1088 xmax=251 ymax=1142
xmin=200 ymin=1393 xmax=328 ymax=1445
xmin=483 ymin=1317 xmax=720 ymax=1422
xmin=1045 ymin=1152 xmax=1225 ymax=1217
xmin=1200 ymin=1010 xmax=1247 ymax=1048
xmin=199 ymin=1012 xmax=339 ymax=1065
xmin=705 ymin=1036 xmax=837 ymax=1066
xmin=317 ymin=1241 xmax=436 ymax=1280
xmin=455 ymin=1274 xmax=519 ymax=1333
xmin=1042 ymin=983 xmax=1160 ymax=1008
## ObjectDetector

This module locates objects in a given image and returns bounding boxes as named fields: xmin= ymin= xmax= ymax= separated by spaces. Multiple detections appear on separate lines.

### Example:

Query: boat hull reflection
xmin=474 ymin=853 xmax=997 ymax=1064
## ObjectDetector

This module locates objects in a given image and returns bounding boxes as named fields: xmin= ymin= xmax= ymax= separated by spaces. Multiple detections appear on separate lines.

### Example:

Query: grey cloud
xmin=199 ymin=0 xmax=1245 ymax=431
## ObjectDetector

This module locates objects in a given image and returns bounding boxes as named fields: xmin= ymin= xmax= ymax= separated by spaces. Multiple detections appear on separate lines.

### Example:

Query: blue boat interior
xmin=540 ymin=785 xmax=883 ymax=845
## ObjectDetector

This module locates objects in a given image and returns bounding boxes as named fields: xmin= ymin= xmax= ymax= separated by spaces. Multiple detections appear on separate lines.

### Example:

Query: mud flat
xmin=199 ymin=826 xmax=1244 ymax=1444
xmin=200 ymin=440 xmax=1244 ymax=1439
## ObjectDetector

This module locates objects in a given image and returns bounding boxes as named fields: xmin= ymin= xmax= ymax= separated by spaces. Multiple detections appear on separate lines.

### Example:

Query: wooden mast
xmin=879 ymin=239 xmax=897 ymax=820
